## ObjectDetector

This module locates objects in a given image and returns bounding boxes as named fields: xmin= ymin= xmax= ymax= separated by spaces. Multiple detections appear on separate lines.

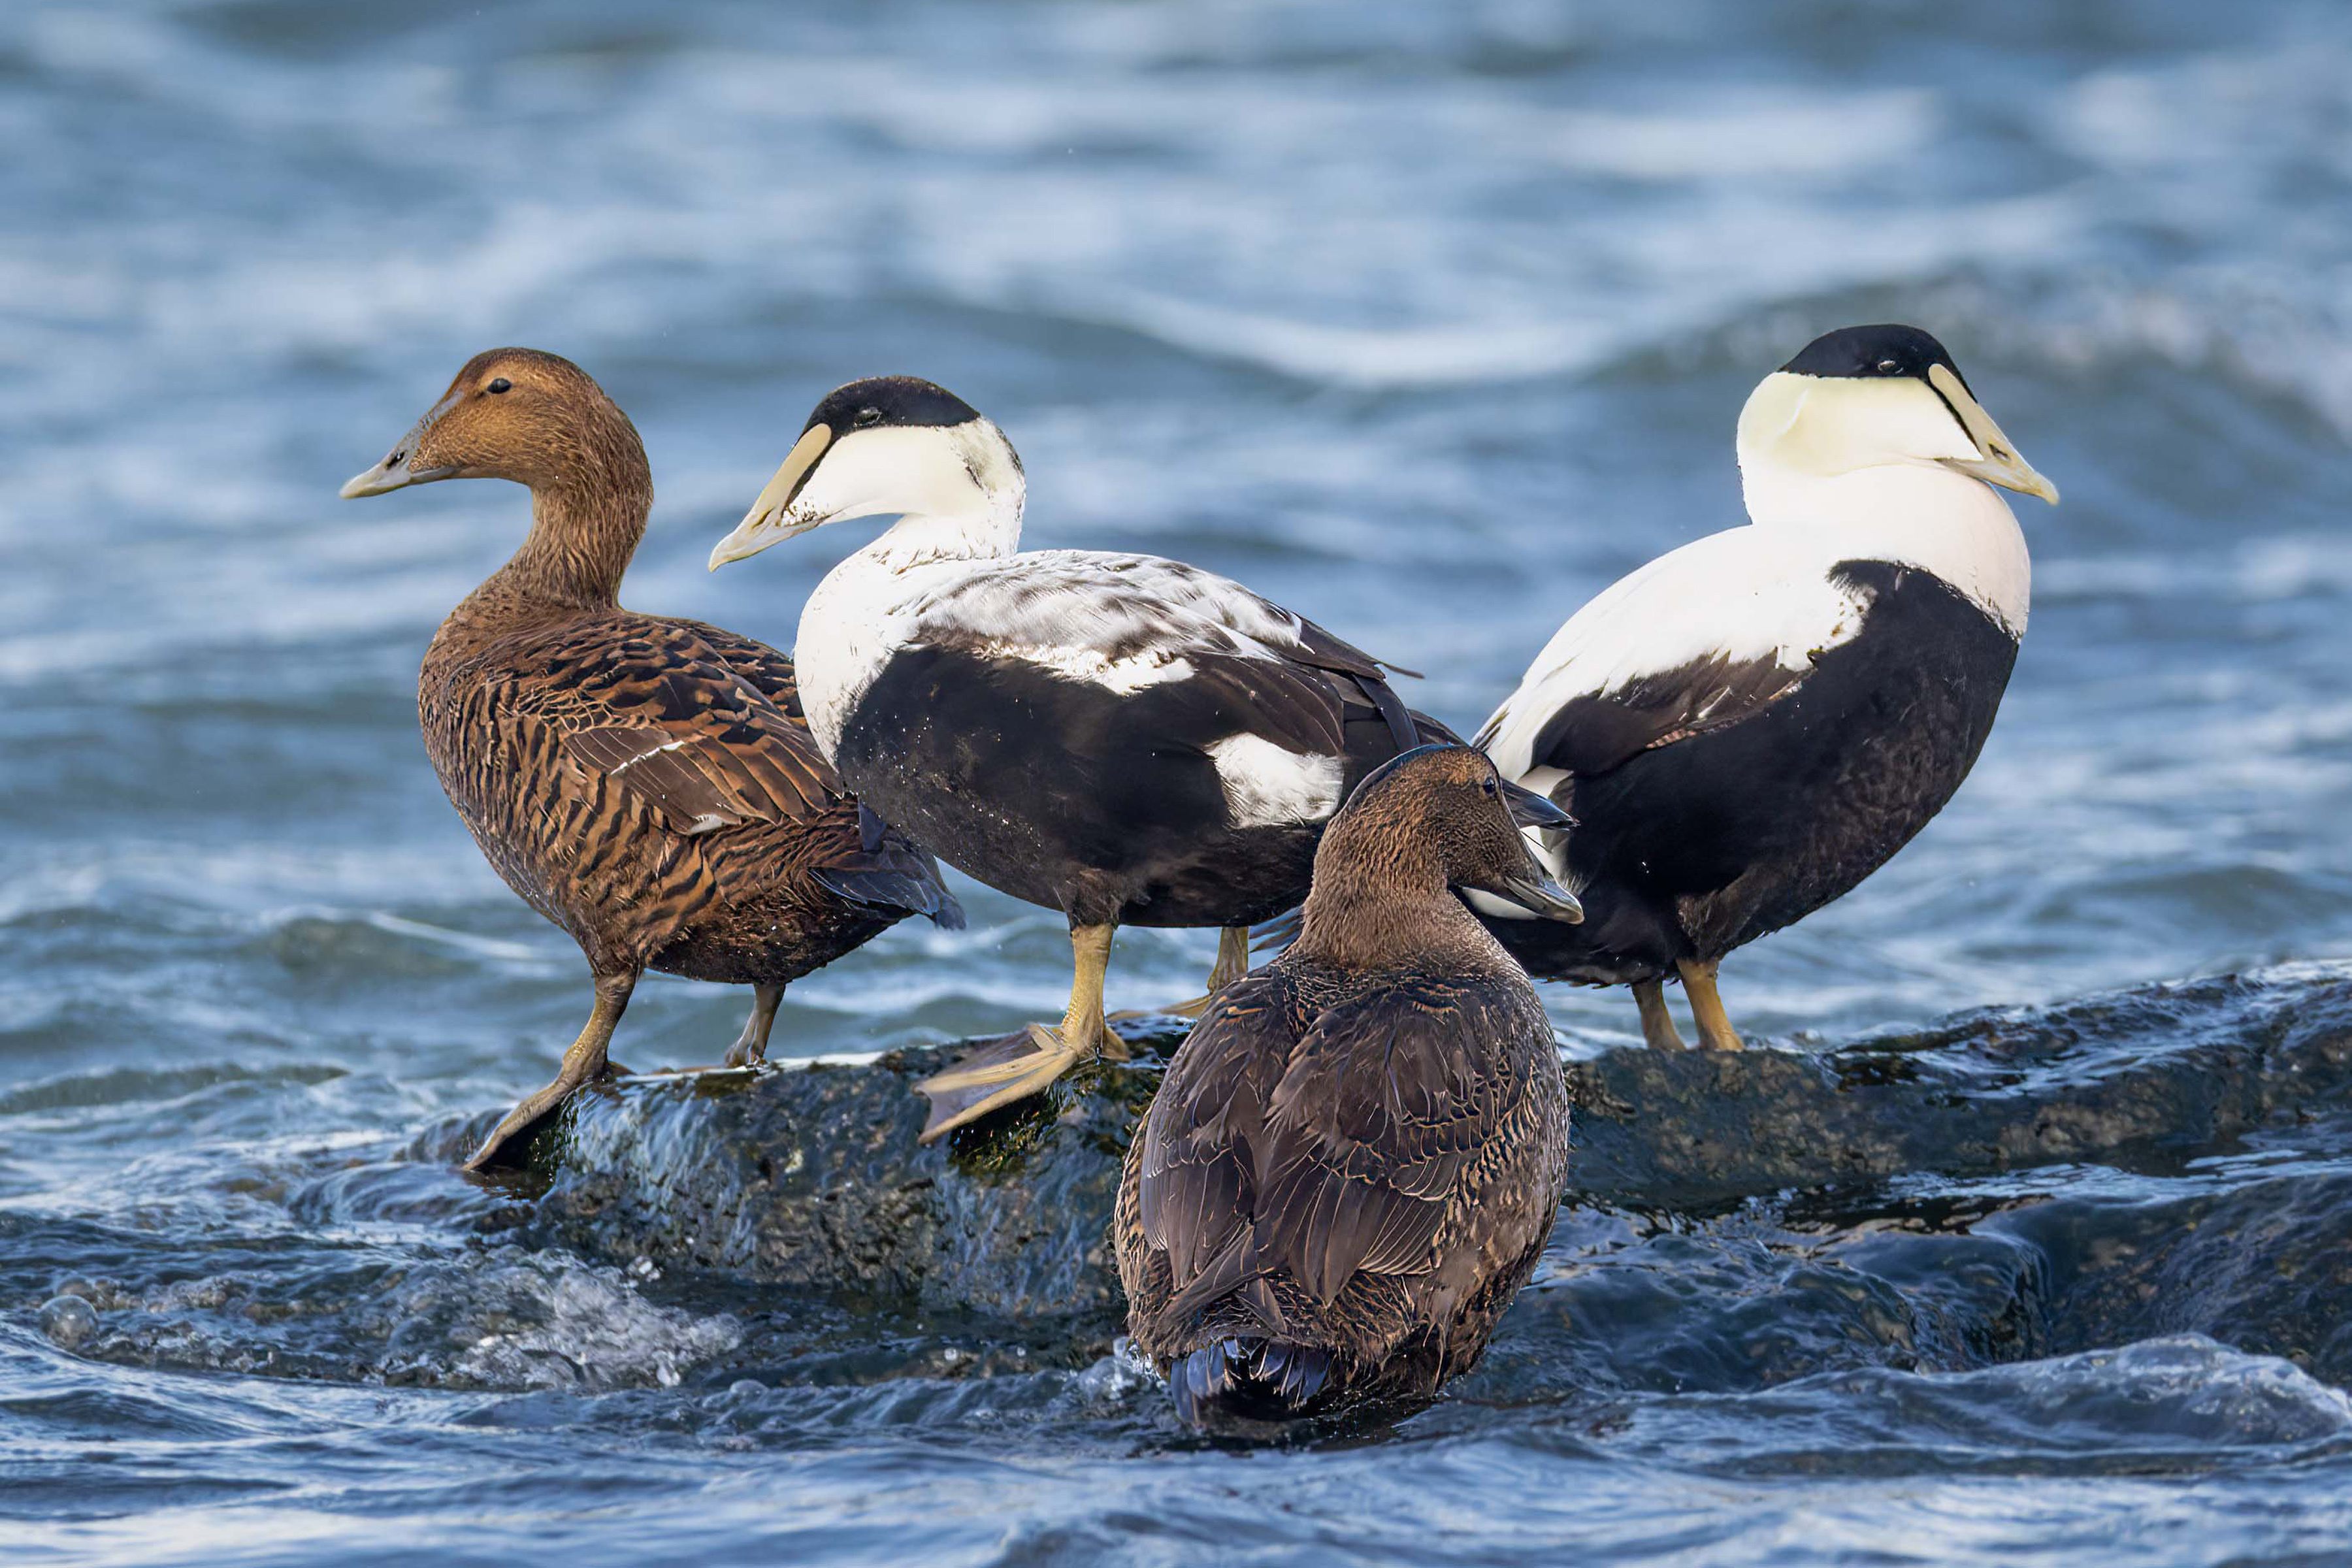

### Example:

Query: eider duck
xmin=707 ymin=377 xmax=1525 ymax=1143
xmin=340 ymin=349 xmax=961 ymax=1171
xmin=1473 ymin=324 xmax=2059 ymax=1050
xmin=1116 ymin=743 xmax=1580 ymax=1426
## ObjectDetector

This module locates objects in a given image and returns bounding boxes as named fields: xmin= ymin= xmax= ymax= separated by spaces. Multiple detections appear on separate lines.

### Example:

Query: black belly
xmin=1490 ymin=561 xmax=2021 ymax=983
xmin=832 ymin=646 xmax=1407 ymax=928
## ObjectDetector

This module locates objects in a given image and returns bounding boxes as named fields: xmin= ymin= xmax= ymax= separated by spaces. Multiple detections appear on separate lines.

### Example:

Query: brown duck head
xmin=339 ymin=348 xmax=649 ymax=504
xmin=1298 ymin=743 xmax=1581 ymax=966
xmin=340 ymin=348 xmax=653 ymax=604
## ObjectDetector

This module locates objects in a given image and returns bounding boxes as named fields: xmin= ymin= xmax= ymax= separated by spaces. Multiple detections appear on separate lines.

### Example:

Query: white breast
xmin=1741 ymin=461 xmax=2033 ymax=634
xmin=794 ymin=551 xmax=967 ymax=762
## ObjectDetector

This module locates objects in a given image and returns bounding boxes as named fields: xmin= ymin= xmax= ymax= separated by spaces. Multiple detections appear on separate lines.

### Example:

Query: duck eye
xmin=1876 ymin=359 xmax=1901 ymax=374
xmin=1482 ymin=777 xmax=1497 ymax=796
xmin=486 ymin=378 xmax=512 ymax=395
xmin=853 ymin=406 xmax=883 ymax=428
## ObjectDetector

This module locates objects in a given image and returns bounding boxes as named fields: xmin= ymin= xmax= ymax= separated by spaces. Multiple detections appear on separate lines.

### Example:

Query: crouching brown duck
xmin=1116 ymin=743 xmax=1580 ymax=1426
xmin=340 ymin=349 xmax=961 ymax=1171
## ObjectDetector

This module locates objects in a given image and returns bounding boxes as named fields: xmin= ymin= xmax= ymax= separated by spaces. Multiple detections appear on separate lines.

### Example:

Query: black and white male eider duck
xmin=1473 ymin=324 xmax=2059 ymax=1051
xmin=1116 ymin=743 xmax=1580 ymax=1427
xmin=706 ymin=377 xmax=1558 ymax=1142
xmin=340 ymin=350 xmax=960 ymax=1171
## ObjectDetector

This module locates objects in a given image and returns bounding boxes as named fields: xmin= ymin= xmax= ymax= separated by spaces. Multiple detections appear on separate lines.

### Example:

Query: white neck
xmin=861 ymin=485 xmax=1025 ymax=570
xmin=791 ymin=467 xmax=1026 ymax=761
xmin=1739 ymin=459 xmax=2031 ymax=634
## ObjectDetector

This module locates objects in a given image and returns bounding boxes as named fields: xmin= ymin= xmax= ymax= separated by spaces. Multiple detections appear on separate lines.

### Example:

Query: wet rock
xmin=1565 ymin=963 xmax=2352 ymax=1206
xmin=519 ymin=965 xmax=2352 ymax=1362
xmin=39 ymin=1293 xmax=97 ymax=1350
xmin=525 ymin=1024 xmax=1172 ymax=1324
xmin=1996 ymin=1159 xmax=2352 ymax=1387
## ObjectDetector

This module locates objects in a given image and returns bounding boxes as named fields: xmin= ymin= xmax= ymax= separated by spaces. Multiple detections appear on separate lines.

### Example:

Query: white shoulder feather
xmin=910 ymin=550 xmax=1320 ymax=681
xmin=1478 ymin=526 xmax=1873 ymax=779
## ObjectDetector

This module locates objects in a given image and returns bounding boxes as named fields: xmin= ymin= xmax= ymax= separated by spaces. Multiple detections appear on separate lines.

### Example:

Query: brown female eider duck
xmin=1473 ymin=325 xmax=2058 ymax=1052
xmin=706 ymin=378 xmax=1555 ymax=1143
xmin=340 ymin=349 xmax=961 ymax=1171
xmin=1116 ymin=743 xmax=1581 ymax=1426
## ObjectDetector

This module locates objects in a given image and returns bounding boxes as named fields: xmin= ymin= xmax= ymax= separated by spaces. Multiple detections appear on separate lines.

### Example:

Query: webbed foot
xmin=461 ymin=970 xmax=636 ymax=1173
xmin=916 ymin=1023 xmax=1090 ymax=1143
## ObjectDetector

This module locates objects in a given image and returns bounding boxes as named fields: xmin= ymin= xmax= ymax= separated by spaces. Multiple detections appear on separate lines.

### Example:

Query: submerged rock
xmin=39 ymin=1293 xmax=97 ymax=1351
xmin=506 ymin=964 xmax=2352 ymax=1382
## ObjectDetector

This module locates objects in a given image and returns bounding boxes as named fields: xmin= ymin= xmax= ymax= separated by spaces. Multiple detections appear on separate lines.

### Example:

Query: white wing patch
xmin=975 ymin=641 xmax=1198 ymax=693
xmin=915 ymin=551 xmax=1315 ymax=666
xmin=1206 ymin=734 xmax=1343 ymax=828
xmin=798 ymin=540 xmax=1365 ymax=759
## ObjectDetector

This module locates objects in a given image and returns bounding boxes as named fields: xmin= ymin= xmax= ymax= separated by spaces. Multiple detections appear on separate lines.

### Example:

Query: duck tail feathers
xmin=1169 ymin=1338 xmax=1335 ymax=1428
xmin=811 ymin=849 xmax=966 ymax=929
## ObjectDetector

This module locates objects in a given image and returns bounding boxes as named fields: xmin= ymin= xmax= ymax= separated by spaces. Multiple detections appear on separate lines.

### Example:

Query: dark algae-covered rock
xmin=523 ymin=1021 xmax=1177 ymax=1323
xmin=1563 ymin=963 xmax=2352 ymax=1205
xmin=507 ymin=964 xmax=2352 ymax=1386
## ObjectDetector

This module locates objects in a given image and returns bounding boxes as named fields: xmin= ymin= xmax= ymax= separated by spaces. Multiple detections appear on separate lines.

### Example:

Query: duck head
xmin=1308 ymin=744 xmax=1584 ymax=934
xmin=339 ymin=348 xmax=645 ymax=500
xmin=710 ymin=376 xmax=1025 ymax=568
xmin=1735 ymin=324 xmax=2059 ymax=506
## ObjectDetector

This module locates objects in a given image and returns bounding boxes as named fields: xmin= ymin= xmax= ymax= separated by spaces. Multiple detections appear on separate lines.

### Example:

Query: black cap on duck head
xmin=709 ymin=375 xmax=1022 ymax=570
xmin=338 ymin=348 xmax=644 ymax=499
xmin=1736 ymin=322 xmax=2059 ymax=505
xmin=1779 ymin=323 xmax=1967 ymax=389
xmin=801 ymin=376 xmax=981 ymax=438
xmin=1310 ymin=743 xmax=1582 ymax=925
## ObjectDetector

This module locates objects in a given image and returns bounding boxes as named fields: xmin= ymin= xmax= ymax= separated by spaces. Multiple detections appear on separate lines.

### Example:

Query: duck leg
xmin=1209 ymin=924 xmax=1252 ymax=990
xmin=1107 ymin=925 xmax=1254 ymax=1024
xmin=917 ymin=923 xmax=1119 ymax=1143
xmin=465 ymin=968 xmax=638 ymax=1172
xmin=723 ymin=983 xmax=785 ymax=1069
xmin=1632 ymin=978 xmax=1687 ymax=1050
xmin=1675 ymin=958 xmax=1744 ymax=1052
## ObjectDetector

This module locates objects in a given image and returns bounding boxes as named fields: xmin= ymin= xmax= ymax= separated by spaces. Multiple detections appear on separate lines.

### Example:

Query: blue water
xmin=7 ymin=1 xmax=2352 ymax=1563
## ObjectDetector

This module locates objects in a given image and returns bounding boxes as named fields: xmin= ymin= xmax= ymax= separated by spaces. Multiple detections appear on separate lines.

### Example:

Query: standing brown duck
xmin=340 ymin=349 xmax=962 ymax=1171
xmin=1117 ymin=743 xmax=1580 ymax=1426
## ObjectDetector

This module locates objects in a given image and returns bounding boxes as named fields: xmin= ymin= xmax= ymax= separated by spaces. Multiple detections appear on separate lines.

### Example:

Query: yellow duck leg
xmin=1632 ymin=977 xmax=1687 ymax=1050
xmin=1676 ymin=958 xmax=1746 ymax=1052
xmin=917 ymin=923 xmax=1122 ymax=1143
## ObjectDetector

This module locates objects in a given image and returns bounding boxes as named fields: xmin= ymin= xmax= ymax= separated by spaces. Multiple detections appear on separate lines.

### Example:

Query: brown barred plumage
xmin=346 ymin=348 xmax=959 ymax=1171
xmin=1115 ymin=745 xmax=1574 ymax=1426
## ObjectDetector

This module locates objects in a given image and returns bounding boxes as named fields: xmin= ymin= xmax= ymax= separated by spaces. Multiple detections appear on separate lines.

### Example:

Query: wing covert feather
xmin=1139 ymin=975 xmax=1543 ymax=1313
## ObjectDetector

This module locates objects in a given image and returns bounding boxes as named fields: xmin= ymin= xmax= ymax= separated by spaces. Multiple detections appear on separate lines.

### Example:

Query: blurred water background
xmin=5 ymin=1 xmax=2352 ymax=1563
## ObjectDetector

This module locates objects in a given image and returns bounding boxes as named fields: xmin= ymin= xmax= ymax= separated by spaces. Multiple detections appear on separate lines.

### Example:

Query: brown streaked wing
xmin=1138 ymin=973 xmax=1303 ymax=1296
xmin=666 ymin=617 xmax=817 ymax=730
xmin=1250 ymin=979 xmax=1535 ymax=1305
xmin=511 ymin=617 xmax=840 ymax=836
